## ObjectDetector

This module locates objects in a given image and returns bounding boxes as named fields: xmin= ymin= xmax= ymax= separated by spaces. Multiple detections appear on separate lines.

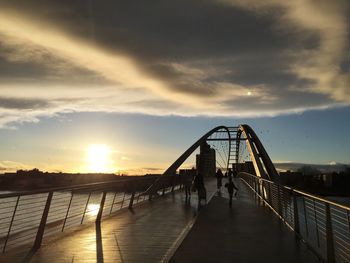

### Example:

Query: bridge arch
xmin=163 ymin=126 xmax=231 ymax=176
xmin=162 ymin=124 xmax=277 ymax=181
xmin=238 ymin=124 xmax=278 ymax=181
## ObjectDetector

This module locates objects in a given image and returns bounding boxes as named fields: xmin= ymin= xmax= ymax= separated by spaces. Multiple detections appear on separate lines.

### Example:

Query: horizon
xmin=1 ymin=1 xmax=350 ymax=174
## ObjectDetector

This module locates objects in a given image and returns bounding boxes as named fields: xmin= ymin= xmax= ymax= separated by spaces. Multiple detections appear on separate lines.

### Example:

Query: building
xmin=234 ymin=161 xmax=256 ymax=175
xmin=196 ymin=142 xmax=216 ymax=177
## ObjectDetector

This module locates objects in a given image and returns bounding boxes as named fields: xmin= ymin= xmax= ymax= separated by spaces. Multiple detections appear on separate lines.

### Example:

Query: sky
xmin=0 ymin=0 xmax=349 ymax=174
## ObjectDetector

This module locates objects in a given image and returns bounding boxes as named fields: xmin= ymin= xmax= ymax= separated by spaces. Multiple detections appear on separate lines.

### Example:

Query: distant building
xmin=234 ymin=161 xmax=255 ymax=175
xmin=179 ymin=169 xmax=197 ymax=177
xmin=196 ymin=142 xmax=215 ymax=177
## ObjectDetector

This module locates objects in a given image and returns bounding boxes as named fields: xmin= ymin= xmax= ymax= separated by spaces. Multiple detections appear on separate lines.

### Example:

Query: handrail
xmin=239 ymin=172 xmax=350 ymax=263
xmin=0 ymin=174 xmax=182 ymax=253
xmin=0 ymin=176 xmax=159 ymax=199
xmin=240 ymin=172 xmax=350 ymax=211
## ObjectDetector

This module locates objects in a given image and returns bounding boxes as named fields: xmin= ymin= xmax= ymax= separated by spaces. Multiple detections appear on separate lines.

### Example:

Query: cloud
xmin=221 ymin=0 xmax=350 ymax=101
xmin=0 ymin=0 xmax=349 ymax=127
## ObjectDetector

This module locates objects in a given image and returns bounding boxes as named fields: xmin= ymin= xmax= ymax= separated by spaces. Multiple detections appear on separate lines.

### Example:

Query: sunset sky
xmin=0 ymin=0 xmax=349 ymax=174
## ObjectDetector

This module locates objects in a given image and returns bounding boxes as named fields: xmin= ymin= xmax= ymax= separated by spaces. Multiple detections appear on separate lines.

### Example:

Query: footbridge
xmin=0 ymin=125 xmax=349 ymax=263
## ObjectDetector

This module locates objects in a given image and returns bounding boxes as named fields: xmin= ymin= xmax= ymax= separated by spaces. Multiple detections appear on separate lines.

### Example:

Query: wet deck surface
xmin=0 ymin=178 xmax=320 ymax=263
xmin=171 ymin=179 xmax=320 ymax=263
xmin=0 ymin=179 xmax=217 ymax=263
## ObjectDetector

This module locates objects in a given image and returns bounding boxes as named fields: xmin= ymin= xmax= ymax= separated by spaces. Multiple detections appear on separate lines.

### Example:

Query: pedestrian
xmin=227 ymin=168 xmax=233 ymax=179
xmin=232 ymin=168 xmax=238 ymax=178
xmin=215 ymin=168 xmax=223 ymax=192
xmin=225 ymin=177 xmax=238 ymax=208
xmin=184 ymin=172 xmax=193 ymax=199
xmin=194 ymin=173 xmax=206 ymax=206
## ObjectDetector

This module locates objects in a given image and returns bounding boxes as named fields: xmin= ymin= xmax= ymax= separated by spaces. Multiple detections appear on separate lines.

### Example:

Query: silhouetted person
xmin=216 ymin=168 xmax=223 ymax=192
xmin=194 ymin=173 xmax=206 ymax=206
xmin=225 ymin=177 xmax=238 ymax=208
xmin=228 ymin=168 xmax=233 ymax=179
xmin=233 ymin=168 xmax=238 ymax=178
xmin=184 ymin=173 xmax=193 ymax=199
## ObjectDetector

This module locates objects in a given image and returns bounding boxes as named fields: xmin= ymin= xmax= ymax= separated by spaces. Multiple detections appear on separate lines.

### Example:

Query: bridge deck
xmin=171 ymin=179 xmax=319 ymax=263
xmin=0 ymin=180 xmax=217 ymax=263
xmin=1 ymin=179 xmax=319 ymax=263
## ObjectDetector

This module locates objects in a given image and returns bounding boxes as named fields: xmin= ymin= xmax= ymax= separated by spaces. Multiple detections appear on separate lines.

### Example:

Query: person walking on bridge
xmin=216 ymin=168 xmax=223 ymax=192
xmin=225 ymin=177 xmax=238 ymax=208
xmin=193 ymin=172 xmax=206 ymax=207
xmin=184 ymin=172 xmax=193 ymax=199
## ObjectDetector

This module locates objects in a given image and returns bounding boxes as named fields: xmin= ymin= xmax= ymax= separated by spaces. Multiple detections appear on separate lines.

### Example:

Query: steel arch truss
xmin=162 ymin=124 xmax=277 ymax=180
xmin=237 ymin=124 xmax=278 ymax=181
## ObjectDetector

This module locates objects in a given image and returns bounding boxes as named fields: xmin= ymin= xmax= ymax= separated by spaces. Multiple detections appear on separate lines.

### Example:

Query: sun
xmin=86 ymin=144 xmax=113 ymax=173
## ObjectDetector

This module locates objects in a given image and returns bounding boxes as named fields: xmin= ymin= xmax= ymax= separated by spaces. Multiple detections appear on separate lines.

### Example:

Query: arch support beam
xmin=239 ymin=124 xmax=278 ymax=181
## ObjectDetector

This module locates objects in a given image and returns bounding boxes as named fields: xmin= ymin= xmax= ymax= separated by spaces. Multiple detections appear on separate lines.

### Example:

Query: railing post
xmin=109 ymin=192 xmax=117 ymax=215
xmin=277 ymin=184 xmax=282 ymax=216
xmin=267 ymin=182 xmax=272 ymax=206
xmin=313 ymin=200 xmax=320 ymax=248
xmin=33 ymin=191 xmax=53 ymax=250
xmin=96 ymin=192 xmax=107 ymax=223
xmin=81 ymin=192 xmax=91 ymax=224
xmin=302 ymin=197 xmax=309 ymax=237
xmin=129 ymin=191 xmax=136 ymax=209
xmin=120 ymin=192 xmax=126 ymax=209
xmin=2 ymin=195 xmax=20 ymax=253
xmin=162 ymin=183 xmax=166 ymax=196
xmin=62 ymin=192 xmax=74 ymax=232
xmin=292 ymin=190 xmax=300 ymax=235
xmin=325 ymin=203 xmax=335 ymax=263
xmin=171 ymin=176 xmax=175 ymax=193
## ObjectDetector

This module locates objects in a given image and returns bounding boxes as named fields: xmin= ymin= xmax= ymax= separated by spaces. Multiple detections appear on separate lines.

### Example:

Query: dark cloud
xmin=0 ymin=0 xmax=349 ymax=124
xmin=0 ymin=97 xmax=50 ymax=110
xmin=0 ymin=45 xmax=111 ymax=86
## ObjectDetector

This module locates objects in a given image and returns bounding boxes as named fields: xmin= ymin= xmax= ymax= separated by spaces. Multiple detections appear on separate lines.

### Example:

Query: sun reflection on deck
xmin=87 ymin=203 xmax=100 ymax=217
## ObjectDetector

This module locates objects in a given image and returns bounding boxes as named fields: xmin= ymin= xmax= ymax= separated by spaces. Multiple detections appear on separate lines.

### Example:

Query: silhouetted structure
xmin=196 ymin=142 xmax=215 ymax=177
xmin=234 ymin=161 xmax=255 ymax=175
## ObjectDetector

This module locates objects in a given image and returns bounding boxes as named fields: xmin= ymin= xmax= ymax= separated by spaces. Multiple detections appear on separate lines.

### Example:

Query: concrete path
xmin=170 ymin=178 xmax=320 ymax=263
xmin=0 ymin=179 xmax=217 ymax=263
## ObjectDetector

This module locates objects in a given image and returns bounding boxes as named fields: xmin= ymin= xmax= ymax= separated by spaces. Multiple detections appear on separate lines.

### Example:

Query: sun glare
xmin=86 ymin=144 xmax=113 ymax=173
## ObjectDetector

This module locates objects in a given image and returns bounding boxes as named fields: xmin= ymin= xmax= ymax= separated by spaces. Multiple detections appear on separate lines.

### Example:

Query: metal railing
xmin=239 ymin=172 xmax=350 ymax=263
xmin=0 ymin=175 xmax=182 ymax=253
